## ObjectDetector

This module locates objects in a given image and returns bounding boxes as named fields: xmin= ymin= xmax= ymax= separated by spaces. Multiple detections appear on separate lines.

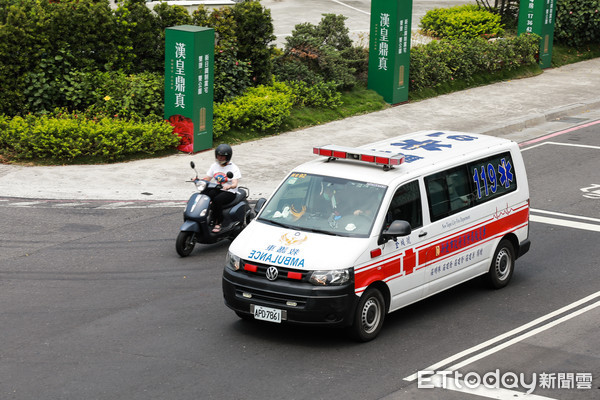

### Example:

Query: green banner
xmin=164 ymin=26 xmax=214 ymax=153
xmin=518 ymin=0 xmax=557 ymax=69
xmin=368 ymin=0 xmax=413 ymax=104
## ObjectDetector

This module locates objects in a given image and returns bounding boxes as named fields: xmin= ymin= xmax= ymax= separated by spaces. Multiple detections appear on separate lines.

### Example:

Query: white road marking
xmin=522 ymin=141 xmax=600 ymax=151
xmin=10 ymin=201 xmax=44 ymax=207
xmin=519 ymin=119 xmax=600 ymax=148
xmin=434 ymin=300 xmax=600 ymax=372
xmin=430 ymin=377 xmax=557 ymax=400
xmin=403 ymin=297 xmax=600 ymax=398
xmin=331 ymin=0 xmax=370 ymax=15
xmin=404 ymin=291 xmax=600 ymax=382
xmin=530 ymin=208 xmax=600 ymax=223
xmin=52 ymin=202 xmax=91 ymax=207
xmin=530 ymin=215 xmax=600 ymax=232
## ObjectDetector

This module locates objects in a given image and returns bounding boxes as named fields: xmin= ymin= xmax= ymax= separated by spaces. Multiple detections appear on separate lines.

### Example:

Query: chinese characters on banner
xmin=517 ymin=0 xmax=556 ymax=69
xmin=368 ymin=0 xmax=413 ymax=104
xmin=164 ymin=26 xmax=214 ymax=153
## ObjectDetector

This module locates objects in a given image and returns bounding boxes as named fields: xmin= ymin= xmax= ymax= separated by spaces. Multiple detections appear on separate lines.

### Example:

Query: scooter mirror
xmin=190 ymin=161 xmax=195 ymax=169
xmin=226 ymin=171 xmax=234 ymax=179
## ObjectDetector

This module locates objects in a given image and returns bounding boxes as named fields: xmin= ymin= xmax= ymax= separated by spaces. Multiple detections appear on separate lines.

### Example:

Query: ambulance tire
xmin=486 ymin=239 xmax=515 ymax=289
xmin=351 ymin=287 xmax=386 ymax=342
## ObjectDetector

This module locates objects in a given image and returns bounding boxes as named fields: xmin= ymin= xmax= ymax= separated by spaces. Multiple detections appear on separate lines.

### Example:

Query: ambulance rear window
xmin=425 ymin=151 xmax=517 ymax=222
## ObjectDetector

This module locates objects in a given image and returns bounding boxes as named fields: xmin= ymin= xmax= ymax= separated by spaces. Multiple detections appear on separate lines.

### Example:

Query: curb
xmin=478 ymin=97 xmax=600 ymax=137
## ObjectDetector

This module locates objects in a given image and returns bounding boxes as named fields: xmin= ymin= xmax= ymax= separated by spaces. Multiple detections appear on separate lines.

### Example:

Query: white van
xmin=222 ymin=130 xmax=531 ymax=341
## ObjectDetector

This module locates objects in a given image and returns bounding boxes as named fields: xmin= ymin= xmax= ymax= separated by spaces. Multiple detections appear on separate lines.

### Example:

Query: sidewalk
xmin=1 ymin=58 xmax=599 ymax=201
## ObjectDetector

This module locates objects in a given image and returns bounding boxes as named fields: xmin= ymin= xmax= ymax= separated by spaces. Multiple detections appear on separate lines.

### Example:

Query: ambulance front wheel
xmin=351 ymin=287 xmax=386 ymax=342
xmin=486 ymin=239 xmax=515 ymax=289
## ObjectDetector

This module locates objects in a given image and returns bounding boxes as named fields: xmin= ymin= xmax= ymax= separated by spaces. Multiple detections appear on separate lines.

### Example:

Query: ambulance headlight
xmin=309 ymin=269 xmax=351 ymax=286
xmin=225 ymin=251 xmax=241 ymax=271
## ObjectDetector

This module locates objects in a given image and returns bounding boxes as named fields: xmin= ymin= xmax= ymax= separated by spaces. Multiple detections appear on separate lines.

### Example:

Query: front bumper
xmin=222 ymin=267 xmax=358 ymax=326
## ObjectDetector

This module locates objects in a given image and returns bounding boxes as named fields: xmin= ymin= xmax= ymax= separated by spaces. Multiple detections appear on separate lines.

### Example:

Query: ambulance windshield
xmin=258 ymin=172 xmax=386 ymax=237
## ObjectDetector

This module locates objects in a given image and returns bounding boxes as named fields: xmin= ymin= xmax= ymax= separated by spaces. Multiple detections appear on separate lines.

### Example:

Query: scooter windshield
xmin=258 ymin=172 xmax=387 ymax=237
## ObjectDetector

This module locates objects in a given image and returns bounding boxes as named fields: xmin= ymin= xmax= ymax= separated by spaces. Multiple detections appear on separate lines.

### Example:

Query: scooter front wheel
xmin=176 ymin=231 xmax=196 ymax=257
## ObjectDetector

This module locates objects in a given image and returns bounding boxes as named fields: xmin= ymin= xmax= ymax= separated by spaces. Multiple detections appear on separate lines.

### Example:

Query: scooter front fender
xmin=180 ymin=220 xmax=201 ymax=233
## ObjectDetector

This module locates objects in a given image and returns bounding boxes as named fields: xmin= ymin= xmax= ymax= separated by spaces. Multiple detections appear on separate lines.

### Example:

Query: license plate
xmin=251 ymin=305 xmax=286 ymax=323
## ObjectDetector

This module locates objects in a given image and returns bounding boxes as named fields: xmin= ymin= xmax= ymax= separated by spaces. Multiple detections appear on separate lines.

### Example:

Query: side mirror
xmin=226 ymin=171 xmax=234 ymax=179
xmin=254 ymin=198 xmax=267 ymax=214
xmin=190 ymin=161 xmax=195 ymax=169
xmin=378 ymin=220 xmax=411 ymax=245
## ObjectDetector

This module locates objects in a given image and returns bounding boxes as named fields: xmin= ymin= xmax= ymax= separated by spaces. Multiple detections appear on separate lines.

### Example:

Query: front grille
xmin=241 ymin=260 xmax=310 ymax=283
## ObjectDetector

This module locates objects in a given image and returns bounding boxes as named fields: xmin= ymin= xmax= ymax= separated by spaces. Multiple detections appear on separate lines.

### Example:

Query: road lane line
xmin=331 ymin=0 xmax=370 ymax=15
xmin=521 ymin=141 xmax=600 ymax=151
xmin=530 ymin=215 xmax=600 ymax=232
xmin=440 ymin=300 xmax=600 ymax=372
xmin=530 ymin=208 xmax=600 ymax=223
xmin=403 ymin=291 xmax=600 ymax=382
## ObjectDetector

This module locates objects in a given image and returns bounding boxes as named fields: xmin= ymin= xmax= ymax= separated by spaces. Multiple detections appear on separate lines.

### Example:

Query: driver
xmin=318 ymin=183 xmax=371 ymax=227
xmin=202 ymin=144 xmax=241 ymax=233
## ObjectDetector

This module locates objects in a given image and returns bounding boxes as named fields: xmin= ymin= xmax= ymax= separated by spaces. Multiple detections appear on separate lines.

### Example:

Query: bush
xmin=274 ymin=14 xmax=358 ymax=89
xmin=213 ymin=82 xmax=294 ymax=137
xmin=0 ymin=0 xmax=121 ymax=115
xmin=420 ymin=4 xmax=505 ymax=39
xmin=409 ymin=34 xmax=540 ymax=91
xmin=0 ymin=112 xmax=179 ymax=162
xmin=0 ymin=0 xmax=277 ymax=117
xmin=555 ymin=0 xmax=600 ymax=47
xmin=23 ymin=69 xmax=165 ymax=119
xmin=284 ymin=81 xmax=342 ymax=108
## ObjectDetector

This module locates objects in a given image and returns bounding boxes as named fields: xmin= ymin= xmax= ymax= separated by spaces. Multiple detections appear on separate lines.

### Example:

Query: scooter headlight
xmin=194 ymin=180 xmax=207 ymax=192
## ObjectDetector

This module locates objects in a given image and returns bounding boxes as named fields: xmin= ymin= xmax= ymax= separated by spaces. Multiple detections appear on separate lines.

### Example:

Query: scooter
xmin=176 ymin=161 xmax=254 ymax=257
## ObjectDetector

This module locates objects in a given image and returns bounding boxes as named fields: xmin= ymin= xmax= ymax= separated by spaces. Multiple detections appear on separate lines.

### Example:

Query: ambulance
xmin=222 ymin=130 xmax=531 ymax=341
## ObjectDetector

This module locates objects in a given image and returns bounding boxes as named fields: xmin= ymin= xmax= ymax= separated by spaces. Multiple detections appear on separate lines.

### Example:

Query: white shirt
xmin=206 ymin=162 xmax=242 ymax=193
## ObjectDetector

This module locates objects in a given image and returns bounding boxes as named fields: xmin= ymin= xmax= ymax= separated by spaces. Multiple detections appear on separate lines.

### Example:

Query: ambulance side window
xmin=468 ymin=152 xmax=517 ymax=204
xmin=425 ymin=166 xmax=473 ymax=222
xmin=388 ymin=180 xmax=422 ymax=229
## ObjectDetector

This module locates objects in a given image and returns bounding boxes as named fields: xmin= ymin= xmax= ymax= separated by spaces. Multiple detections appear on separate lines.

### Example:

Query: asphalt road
xmin=263 ymin=0 xmax=473 ymax=46
xmin=1 ymin=119 xmax=598 ymax=400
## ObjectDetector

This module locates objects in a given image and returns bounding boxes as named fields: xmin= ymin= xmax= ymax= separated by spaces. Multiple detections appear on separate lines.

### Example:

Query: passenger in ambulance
xmin=315 ymin=183 xmax=374 ymax=229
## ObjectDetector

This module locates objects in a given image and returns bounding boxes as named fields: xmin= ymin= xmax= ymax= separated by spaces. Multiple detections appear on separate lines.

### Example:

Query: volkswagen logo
xmin=265 ymin=266 xmax=279 ymax=281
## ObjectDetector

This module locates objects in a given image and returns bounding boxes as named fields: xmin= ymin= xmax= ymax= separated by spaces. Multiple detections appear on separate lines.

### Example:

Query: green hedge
xmin=214 ymin=82 xmax=294 ymax=137
xmin=555 ymin=0 xmax=600 ymax=47
xmin=0 ymin=113 xmax=179 ymax=162
xmin=409 ymin=34 xmax=540 ymax=91
xmin=0 ymin=0 xmax=275 ymax=116
xmin=420 ymin=4 xmax=505 ymax=39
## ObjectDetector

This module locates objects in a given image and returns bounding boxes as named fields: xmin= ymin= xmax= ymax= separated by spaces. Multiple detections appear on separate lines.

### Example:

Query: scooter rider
xmin=202 ymin=144 xmax=241 ymax=233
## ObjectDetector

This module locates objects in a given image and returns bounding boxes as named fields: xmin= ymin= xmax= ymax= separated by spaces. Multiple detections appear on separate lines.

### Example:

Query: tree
xmin=475 ymin=0 xmax=519 ymax=27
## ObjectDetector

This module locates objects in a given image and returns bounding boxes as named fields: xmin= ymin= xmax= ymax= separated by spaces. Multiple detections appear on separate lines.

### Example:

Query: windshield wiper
xmin=257 ymin=218 xmax=343 ymax=236
xmin=258 ymin=218 xmax=294 ymax=229
xmin=303 ymin=227 xmax=343 ymax=236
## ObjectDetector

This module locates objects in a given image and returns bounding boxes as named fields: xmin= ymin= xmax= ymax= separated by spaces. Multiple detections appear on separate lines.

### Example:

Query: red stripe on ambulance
xmin=354 ymin=205 xmax=529 ymax=293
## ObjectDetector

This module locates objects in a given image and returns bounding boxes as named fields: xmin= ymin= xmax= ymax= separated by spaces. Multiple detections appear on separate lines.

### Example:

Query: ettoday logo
xmin=417 ymin=370 xmax=593 ymax=394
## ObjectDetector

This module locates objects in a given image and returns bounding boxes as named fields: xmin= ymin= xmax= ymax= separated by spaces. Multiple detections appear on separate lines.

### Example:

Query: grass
xmin=551 ymin=42 xmax=600 ymax=67
xmin=217 ymin=84 xmax=389 ymax=145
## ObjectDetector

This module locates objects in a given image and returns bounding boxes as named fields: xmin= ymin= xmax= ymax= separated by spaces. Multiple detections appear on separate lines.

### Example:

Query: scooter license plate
xmin=251 ymin=305 xmax=286 ymax=323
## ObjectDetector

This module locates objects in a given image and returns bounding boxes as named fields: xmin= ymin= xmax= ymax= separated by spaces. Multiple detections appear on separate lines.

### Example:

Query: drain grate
xmin=552 ymin=117 xmax=588 ymax=124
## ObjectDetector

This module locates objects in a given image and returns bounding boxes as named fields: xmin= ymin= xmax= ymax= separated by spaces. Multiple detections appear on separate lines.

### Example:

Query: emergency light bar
xmin=313 ymin=145 xmax=405 ymax=170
